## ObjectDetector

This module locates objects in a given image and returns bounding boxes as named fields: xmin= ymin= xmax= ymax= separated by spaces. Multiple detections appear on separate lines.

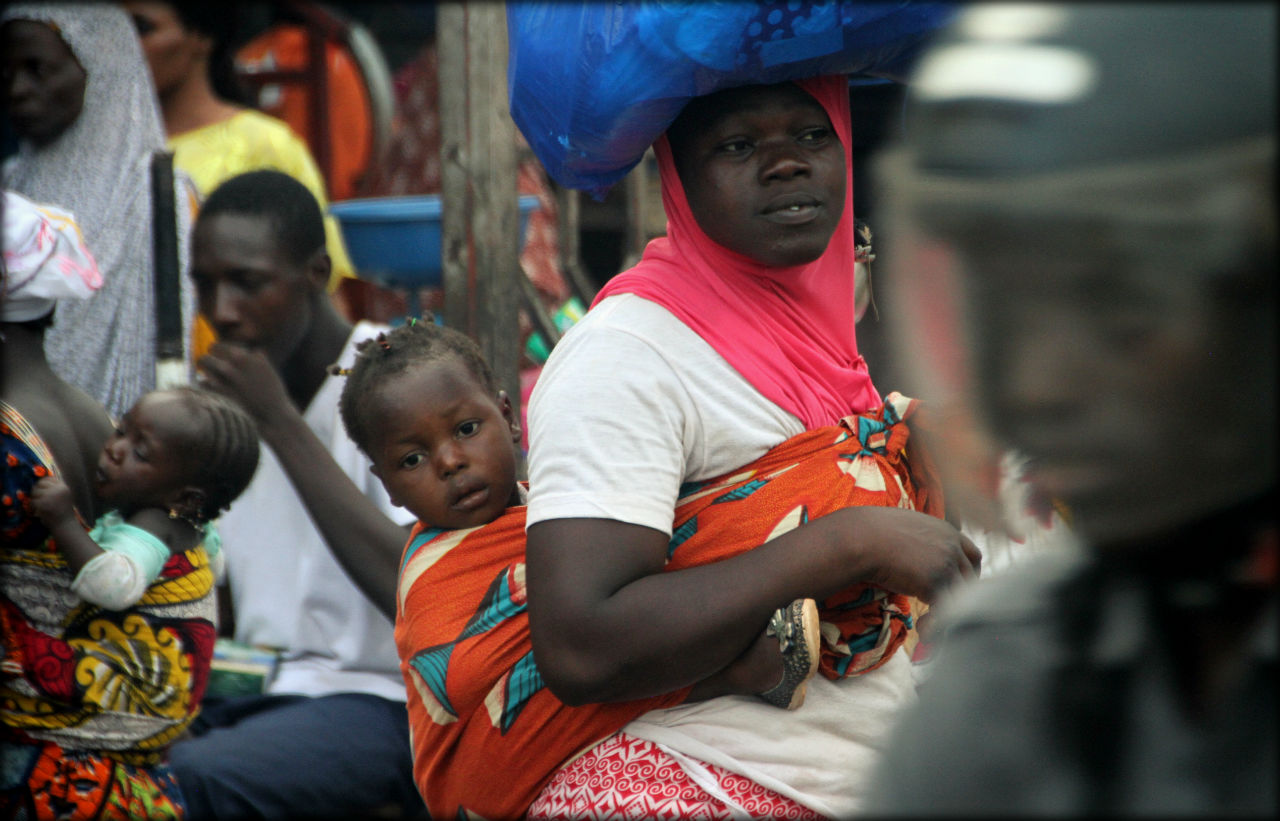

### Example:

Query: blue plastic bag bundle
xmin=507 ymin=1 xmax=958 ymax=199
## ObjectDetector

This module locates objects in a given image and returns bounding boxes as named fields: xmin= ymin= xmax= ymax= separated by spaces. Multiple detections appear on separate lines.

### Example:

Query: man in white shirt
xmin=168 ymin=170 xmax=423 ymax=820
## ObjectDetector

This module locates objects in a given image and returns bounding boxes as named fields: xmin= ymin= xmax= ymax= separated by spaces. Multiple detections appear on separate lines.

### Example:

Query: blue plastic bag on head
xmin=507 ymin=1 xmax=958 ymax=199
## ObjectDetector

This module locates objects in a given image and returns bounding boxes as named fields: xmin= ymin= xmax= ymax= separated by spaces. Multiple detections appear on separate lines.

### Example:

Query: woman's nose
xmin=759 ymin=143 xmax=810 ymax=183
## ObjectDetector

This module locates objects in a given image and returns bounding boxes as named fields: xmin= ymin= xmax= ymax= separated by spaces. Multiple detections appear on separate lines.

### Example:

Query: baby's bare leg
xmin=686 ymin=627 xmax=781 ymax=702
xmin=686 ymin=599 xmax=820 ymax=709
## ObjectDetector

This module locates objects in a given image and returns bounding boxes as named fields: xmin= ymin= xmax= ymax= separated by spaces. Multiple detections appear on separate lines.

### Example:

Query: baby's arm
xmin=30 ymin=475 xmax=102 ymax=573
xmin=31 ymin=476 xmax=170 ymax=610
xmin=685 ymin=622 xmax=795 ymax=703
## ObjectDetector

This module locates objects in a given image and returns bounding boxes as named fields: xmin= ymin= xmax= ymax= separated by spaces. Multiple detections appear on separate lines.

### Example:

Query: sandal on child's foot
xmin=759 ymin=598 xmax=820 ymax=710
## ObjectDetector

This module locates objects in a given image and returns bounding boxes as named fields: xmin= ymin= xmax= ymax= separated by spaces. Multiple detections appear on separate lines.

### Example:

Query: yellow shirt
xmin=171 ymin=109 xmax=354 ymax=285
xmin=171 ymin=109 xmax=356 ymax=359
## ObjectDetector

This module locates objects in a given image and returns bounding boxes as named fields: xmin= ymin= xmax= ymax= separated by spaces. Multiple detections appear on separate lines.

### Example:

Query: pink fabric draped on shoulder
xmin=592 ymin=74 xmax=879 ymax=429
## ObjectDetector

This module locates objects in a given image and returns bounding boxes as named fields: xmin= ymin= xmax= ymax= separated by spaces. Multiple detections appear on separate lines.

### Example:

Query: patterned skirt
xmin=0 ymin=741 xmax=185 ymax=821
xmin=528 ymin=733 xmax=825 ymax=820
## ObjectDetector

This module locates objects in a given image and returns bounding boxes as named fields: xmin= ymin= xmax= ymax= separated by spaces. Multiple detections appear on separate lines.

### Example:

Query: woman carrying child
xmin=3 ymin=389 xmax=258 ymax=820
xmin=2 ymin=206 xmax=259 ymax=819
xmin=341 ymin=321 xmax=840 ymax=818
xmin=339 ymin=72 xmax=981 ymax=821
xmin=521 ymin=75 xmax=982 ymax=818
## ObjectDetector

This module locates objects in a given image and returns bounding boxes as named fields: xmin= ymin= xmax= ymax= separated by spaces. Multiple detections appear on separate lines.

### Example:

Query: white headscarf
xmin=2 ymin=190 xmax=102 ymax=322
xmin=1 ymin=2 xmax=195 ymax=418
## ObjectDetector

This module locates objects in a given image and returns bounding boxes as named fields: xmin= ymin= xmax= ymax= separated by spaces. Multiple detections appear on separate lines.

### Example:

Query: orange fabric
xmin=394 ymin=392 xmax=941 ymax=818
xmin=235 ymin=25 xmax=371 ymax=201
xmin=11 ymin=742 xmax=185 ymax=821
xmin=192 ymin=314 xmax=216 ymax=363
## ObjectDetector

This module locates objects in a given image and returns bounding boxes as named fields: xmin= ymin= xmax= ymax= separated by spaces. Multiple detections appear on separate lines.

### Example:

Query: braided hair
xmin=338 ymin=318 xmax=495 ymax=459
xmin=166 ymin=386 xmax=260 ymax=522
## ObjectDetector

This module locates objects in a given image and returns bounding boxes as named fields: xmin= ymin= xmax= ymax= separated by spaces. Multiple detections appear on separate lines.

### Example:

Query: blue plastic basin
xmin=329 ymin=194 xmax=540 ymax=289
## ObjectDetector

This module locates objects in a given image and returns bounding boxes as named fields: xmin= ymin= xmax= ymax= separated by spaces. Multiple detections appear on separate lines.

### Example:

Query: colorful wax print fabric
xmin=396 ymin=392 xmax=941 ymax=818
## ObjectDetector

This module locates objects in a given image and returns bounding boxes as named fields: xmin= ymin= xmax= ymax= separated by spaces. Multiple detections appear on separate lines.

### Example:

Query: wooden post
xmin=437 ymin=4 xmax=469 ymax=331
xmin=554 ymin=184 xmax=599 ymax=305
xmin=437 ymin=2 xmax=521 ymax=434
xmin=621 ymin=155 xmax=650 ymax=271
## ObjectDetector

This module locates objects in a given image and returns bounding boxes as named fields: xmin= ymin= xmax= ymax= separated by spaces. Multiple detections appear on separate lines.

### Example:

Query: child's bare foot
xmin=759 ymin=598 xmax=820 ymax=710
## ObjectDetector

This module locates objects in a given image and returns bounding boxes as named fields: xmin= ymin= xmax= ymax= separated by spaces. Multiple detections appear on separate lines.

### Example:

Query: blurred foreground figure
xmin=865 ymin=4 xmax=1275 ymax=815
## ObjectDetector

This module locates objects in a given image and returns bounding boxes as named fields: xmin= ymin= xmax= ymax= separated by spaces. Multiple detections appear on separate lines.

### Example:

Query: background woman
xmin=1 ymin=1 xmax=197 ymax=419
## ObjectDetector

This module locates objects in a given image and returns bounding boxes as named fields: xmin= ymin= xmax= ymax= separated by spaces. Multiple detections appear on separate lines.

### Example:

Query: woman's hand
xmin=526 ymin=507 xmax=981 ymax=705
xmin=818 ymin=505 xmax=982 ymax=604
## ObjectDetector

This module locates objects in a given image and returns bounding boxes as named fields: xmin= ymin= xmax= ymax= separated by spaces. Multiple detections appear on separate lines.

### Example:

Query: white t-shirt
xmin=217 ymin=321 xmax=417 ymax=701
xmin=527 ymin=295 xmax=917 ymax=816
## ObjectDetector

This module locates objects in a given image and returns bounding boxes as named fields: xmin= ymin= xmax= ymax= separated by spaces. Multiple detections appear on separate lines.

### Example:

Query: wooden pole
xmin=619 ymin=148 xmax=662 ymax=272
xmin=437 ymin=4 xmax=469 ymax=331
xmin=437 ymin=2 xmax=521 ymax=436
xmin=555 ymin=184 xmax=599 ymax=305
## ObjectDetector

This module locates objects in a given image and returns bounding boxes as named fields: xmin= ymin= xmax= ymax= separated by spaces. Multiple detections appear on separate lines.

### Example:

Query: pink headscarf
xmin=592 ymin=75 xmax=880 ymax=429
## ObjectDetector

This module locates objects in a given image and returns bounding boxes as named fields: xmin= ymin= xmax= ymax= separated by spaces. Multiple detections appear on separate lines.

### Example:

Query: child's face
xmin=671 ymin=83 xmax=846 ymax=267
xmin=366 ymin=357 xmax=523 ymax=530
xmin=96 ymin=392 xmax=199 ymax=514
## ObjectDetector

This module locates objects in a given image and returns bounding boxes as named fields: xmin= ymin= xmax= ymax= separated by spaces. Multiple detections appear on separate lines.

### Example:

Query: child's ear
xmin=496 ymin=390 xmax=522 ymax=443
xmin=169 ymin=487 xmax=207 ymax=520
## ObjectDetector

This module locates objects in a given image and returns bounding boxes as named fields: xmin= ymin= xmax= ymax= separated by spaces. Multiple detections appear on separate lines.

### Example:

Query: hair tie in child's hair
xmin=168 ymin=506 xmax=207 ymax=528
xmin=326 ymin=364 xmax=351 ymax=376
xmin=377 ymin=332 xmax=392 ymax=352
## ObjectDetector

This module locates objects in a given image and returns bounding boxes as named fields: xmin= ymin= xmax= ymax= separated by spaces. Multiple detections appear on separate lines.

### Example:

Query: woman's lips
xmin=761 ymin=195 xmax=822 ymax=224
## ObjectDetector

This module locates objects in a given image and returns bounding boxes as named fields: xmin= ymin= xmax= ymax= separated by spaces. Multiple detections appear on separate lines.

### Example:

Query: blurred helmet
xmin=878 ymin=2 xmax=1274 ymax=255
xmin=873 ymin=4 xmax=1276 ymax=543
xmin=875 ymin=2 xmax=1276 ymax=395
xmin=902 ymin=4 xmax=1274 ymax=176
